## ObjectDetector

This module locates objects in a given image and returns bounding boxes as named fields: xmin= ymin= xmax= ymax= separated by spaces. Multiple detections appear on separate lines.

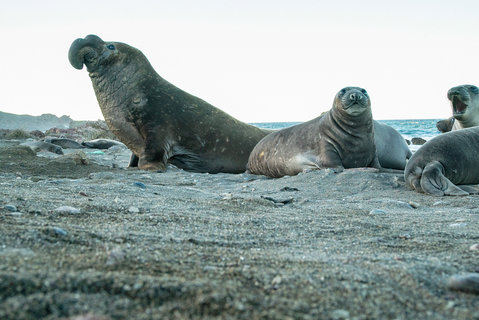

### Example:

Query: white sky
xmin=1 ymin=0 xmax=479 ymax=122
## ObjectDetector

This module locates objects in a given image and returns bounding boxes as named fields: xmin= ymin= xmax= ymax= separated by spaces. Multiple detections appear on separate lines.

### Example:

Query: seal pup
xmin=404 ymin=126 xmax=479 ymax=196
xmin=373 ymin=121 xmax=411 ymax=170
xmin=68 ymin=34 xmax=269 ymax=173
xmin=44 ymin=137 xmax=84 ymax=149
xmin=20 ymin=141 xmax=64 ymax=154
xmin=247 ymin=87 xmax=381 ymax=178
xmin=436 ymin=117 xmax=455 ymax=133
xmin=436 ymin=84 xmax=479 ymax=132
xmin=81 ymin=139 xmax=126 ymax=149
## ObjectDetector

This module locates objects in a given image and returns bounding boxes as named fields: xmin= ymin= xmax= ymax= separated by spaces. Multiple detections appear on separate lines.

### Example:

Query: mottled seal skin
xmin=68 ymin=34 xmax=269 ymax=173
xmin=436 ymin=85 xmax=479 ymax=133
xmin=247 ymin=87 xmax=381 ymax=178
xmin=20 ymin=141 xmax=64 ymax=154
xmin=373 ymin=121 xmax=411 ymax=170
xmin=404 ymin=126 xmax=479 ymax=196
xmin=44 ymin=137 xmax=84 ymax=149
xmin=81 ymin=139 xmax=126 ymax=149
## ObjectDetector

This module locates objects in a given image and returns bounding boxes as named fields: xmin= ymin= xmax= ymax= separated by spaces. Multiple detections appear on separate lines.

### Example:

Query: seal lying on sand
xmin=81 ymin=139 xmax=126 ymax=149
xmin=247 ymin=87 xmax=381 ymax=178
xmin=436 ymin=85 xmax=479 ymax=132
xmin=44 ymin=137 xmax=84 ymax=149
xmin=404 ymin=126 xmax=479 ymax=196
xmin=68 ymin=34 xmax=269 ymax=173
xmin=373 ymin=121 xmax=411 ymax=170
xmin=20 ymin=141 xmax=63 ymax=154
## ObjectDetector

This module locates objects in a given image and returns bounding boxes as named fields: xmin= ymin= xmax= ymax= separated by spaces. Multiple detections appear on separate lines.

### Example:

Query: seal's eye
xmin=107 ymin=44 xmax=115 ymax=50
xmin=339 ymin=89 xmax=346 ymax=96
xmin=469 ymin=86 xmax=479 ymax=94
xmin=361 ymin=89 xmax=368 ymax=95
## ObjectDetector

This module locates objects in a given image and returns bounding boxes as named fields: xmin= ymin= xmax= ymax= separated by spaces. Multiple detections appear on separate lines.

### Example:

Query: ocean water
xmin=252 ymin=119 xmax=441 ymax=142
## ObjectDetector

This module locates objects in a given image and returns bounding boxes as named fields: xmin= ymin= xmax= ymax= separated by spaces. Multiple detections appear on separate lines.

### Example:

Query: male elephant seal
xmin=436 ymin=85 xmax=479 ymax=132
xmin=373 ymin=121 xmax=411 ymax=170
xmin=247 ymin=87 xmax=381 ymax=178
xmin=404 ymin=126 xmax=479 ymax=196
xmin=68 ymin=34 xmax=269 ymax=173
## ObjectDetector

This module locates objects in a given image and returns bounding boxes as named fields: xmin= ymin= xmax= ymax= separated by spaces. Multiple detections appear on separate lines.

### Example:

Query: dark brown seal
xmin=404 ymin=126 xmax=479 ymax=196
xmin=68 ymin=34 xmax=269 ymax=173
xmin=247 ymin=87 xmax=381 ymax=177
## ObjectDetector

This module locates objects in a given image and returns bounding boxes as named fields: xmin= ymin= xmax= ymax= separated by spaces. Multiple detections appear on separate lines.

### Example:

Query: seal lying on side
xmin=404 ymin=126 xmax=479 ymax=196
xmin=435 ymin=84 xmax=479 ymax=132
xmin=373 ymin=121 xmax=411 ymax=170
xmin=20 ymin=141 xmax=64 ymax=154
xmin=44 ymin=137 xmax=84 ymax=149
xmin=81 ymin=139 xmax=126 ymax=149
xmin=247 ymin=87 xmax=381 ymax=178
xmin=68 ymin=34 xmax=269 ymax=173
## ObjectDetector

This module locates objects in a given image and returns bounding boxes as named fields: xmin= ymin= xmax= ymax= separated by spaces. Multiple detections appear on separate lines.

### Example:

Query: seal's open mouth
xmin=453 ymin=96 xmax=468 ymax=114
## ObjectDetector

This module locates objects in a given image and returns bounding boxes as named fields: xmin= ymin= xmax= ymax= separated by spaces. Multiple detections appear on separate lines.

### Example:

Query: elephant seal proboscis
xmin=404 ymin=126 xmax=479 ymax=196
xmin=68 ymin=34 xmax=269 ymax=173
xmin=436 ymin=85 xmax=479 ymax=132
xmin=373 ymin=121 xmax=411 ymax=170
xmin=81 ymin=139 xmax=126 ymax=149
xmin=247 ymin=87 xmax=381 ymax=178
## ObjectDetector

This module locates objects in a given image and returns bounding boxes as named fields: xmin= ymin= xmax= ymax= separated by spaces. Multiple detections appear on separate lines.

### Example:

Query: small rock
xmin=280 ymin=187 xmax=299 ymax=192
xmin=261 ymin=196 xmax=293 ymax=205
xmin=106 ymin=248 xmax=126 ymax=266
xmin=133 ymin=182 xmax=146 ymax=189
xmin=272 ymin=275 xmax=282 ymax=286
xmin=4 ymin=204 xmax=17 ymax=212
xmin=221 ymin=193 xmax=233 ymax=200
xmin=369 ymin=209 xmax=387 ymax=215
xmin=330 ymin=309 xmax=350 ymax=320
xmin=469 ymin=244 xmax=479 ymax=251
xmin=54 ymin=206 xmax=81 ymax=214
xmin=447 ymin=273 xmax=479 ymax=294
xmin=52 ymin=227 xmax=68 ymax=236
xmin=449 ymin=223 xmax=467 ymax=228
xmin=411 ymin=137 xmax=427 ymax=145
xmin=408 ymin=201 xmax=420 ymax=209
xmin=203 ymin=265 xmax=218 ymax=272
xmin=128 ymin=206 xmax=140 ymax=213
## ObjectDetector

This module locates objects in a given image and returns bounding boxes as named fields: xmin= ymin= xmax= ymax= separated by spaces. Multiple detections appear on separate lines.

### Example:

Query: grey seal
xmin=373 ymin=121 xmax=411 ymax=170
xmin=436 ymin=85 xmax=479 ymax=132
xmin=81 ymin=139 xmax=126 ymax=149
xmin=44 ymin=137 xmax=84 ymax=149
xmin=20 ymin=141 xmax=64 ymax=154
xmin=68 ymin=34 xmax=269 ymax=173
xmin=247 ymin=87 xmax=381 ymax=177
xmin=404 ymin=126 xmax=479 ymax=196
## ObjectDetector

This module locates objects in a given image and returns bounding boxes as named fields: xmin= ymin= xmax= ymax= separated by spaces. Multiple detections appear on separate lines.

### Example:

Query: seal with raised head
xmin=247 ymin=87 xmax=381 ymax=178
xmin=436 ymin=84 xmax=479 ymax=132
xmin=68 ymin=35 xmax=269 ymax=173
xmin=404 ymin=126 xmax=479 ymax=196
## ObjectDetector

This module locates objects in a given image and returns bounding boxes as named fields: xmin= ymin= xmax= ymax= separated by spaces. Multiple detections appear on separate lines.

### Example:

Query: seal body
xmin=404 ymin=126 xmax=479 ymax=196
xmin=247 ymin=87 xmax=381 ymax=178
xmin=436 ymin=85 xmax=479 ymax=132
xmin=44 ymin=137 xmax=84 ymax=149
xmin=68 ymin=35 xmax=269 ymax=173
xmin=81 ymin=139 xmax=126 ymax=149
xmin=373 ymin=121 xmax=411 ymax=170
xmin=20 ymin=141 xmax=64 ymax=154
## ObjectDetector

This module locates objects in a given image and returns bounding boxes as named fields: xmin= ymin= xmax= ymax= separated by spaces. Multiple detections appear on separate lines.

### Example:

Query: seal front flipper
xmin=420 ymin=161 xmax=469 ymax=196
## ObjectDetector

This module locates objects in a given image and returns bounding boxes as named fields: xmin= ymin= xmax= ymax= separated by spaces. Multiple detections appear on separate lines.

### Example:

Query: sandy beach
xmin=0 ymin=121 xmax=478 ymax=319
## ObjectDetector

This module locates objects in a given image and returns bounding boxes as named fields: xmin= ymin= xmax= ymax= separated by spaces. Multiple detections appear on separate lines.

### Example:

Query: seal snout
xmin=349 ymin=92 xmax=363 ymax=103
xmin=68 ymin=34 xmax=105 ymax=71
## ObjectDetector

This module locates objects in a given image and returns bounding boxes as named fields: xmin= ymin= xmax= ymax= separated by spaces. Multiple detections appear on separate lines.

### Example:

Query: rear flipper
xmin=420 ymin=161 xmax=469 ymax=196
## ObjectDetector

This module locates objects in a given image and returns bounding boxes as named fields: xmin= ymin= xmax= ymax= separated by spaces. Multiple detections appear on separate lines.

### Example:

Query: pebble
xmin=447 ymin=273 xmax=479 ymax=294
xmin=128 ymin=206 xmax=140 ymax=213
xmin=133 ymin=181 xmax=146 ymax=189
xmin=330 ymin=309 xmax=350 ymax=320
xmin=369 ymin=209 xmax=387 ymax=215
xmin=52 ymin=227 xmax=68 ymax=236
xmin=470 ymin=244 xmax=479 ymax=251
xmin=54 ymin=206 xmax=81 ymax=214
xmin=106 ymin=247 xmax=126 ymax=266
xmin=449 ymin=223 xmax=467 ymax=228
xmin=5 ymin=211 xmax=23 ymax=217
xmin=4 ymin=204 xmax=17 ymax=212
xmin=221 ymin=193 xmax=233 ymax=200
xmin=408 ymin=201 xmax=420 ymax=209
